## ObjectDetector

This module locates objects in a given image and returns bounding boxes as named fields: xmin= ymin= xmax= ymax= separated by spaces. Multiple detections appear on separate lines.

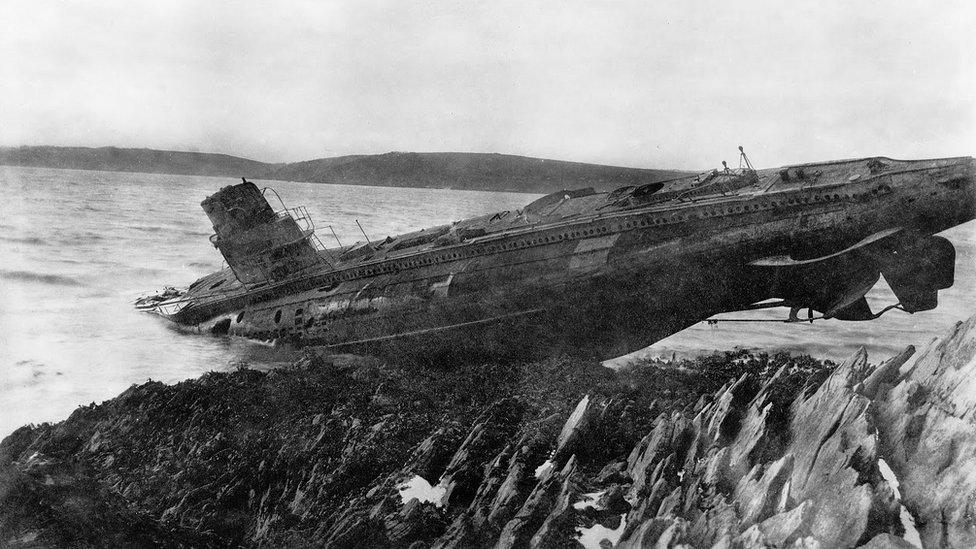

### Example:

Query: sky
xmin=1 ymin=1 xmax=974 ymax=170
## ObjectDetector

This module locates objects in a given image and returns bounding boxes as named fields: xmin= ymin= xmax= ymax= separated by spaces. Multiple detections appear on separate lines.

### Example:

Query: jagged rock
xmin=11 ymin=325 xmax=976 ymax=549
xmin=700 ymin=446 xmax=732 ymax=493
xmin=735 ymin=500 xmax=816 ymax=547
xmin=0 ymin=458 xmax=214 ymax=548
xmin=686 ymin=499 xmax=739 ymax=548
xmin=433 ymin=414 xmax=564 ymax=548
xmin=428 ymin=441 xmax=524 ymax=549
xmin=483 ymin=435 xmax=538 ymax=529
xmin=617 ymin=346 xmax=909 ymax=548
xmin=528 ymin=459 xmax=578 ymax=548
xmin=656 ymin=486 xmax=683 ymax=518
xmin=858 ymin=532 xmax=919 ymax=548
xmin=495 ymin=455 xmax=578 ymax=549
xmin=874 ymin=316 xmax=976 ymax=548
xmin=859 ymin=347 xmax=914 ymax=400
xmin=597 ymin=484 xmax=630 ymax=514
xmin=554 ymin=395 xmax=596 ymax=459
xmin=387 ymin=498 xmax=445 ymax=546
xmin=626 ymin=414 xmax=683 ymax=500
xmin=409 ymin=426 xmax=466 ymax=485
xmin=734 ymin=454 xmax=793 ymax=528
xmin=617 ymin=516 xmax=689 ymax=548
xmin=323 ymin=508 xmax=389 ymax=548
xmin=439 ymin=399 xmax=521 ymax=510
xmin=594 ymin=460 xmax=630 ymax=486
xmin=623 ymin=476 xmax=671 ymax=540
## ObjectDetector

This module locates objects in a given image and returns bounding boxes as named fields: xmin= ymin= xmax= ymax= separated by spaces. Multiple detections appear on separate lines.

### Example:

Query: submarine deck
xmin=155 ymin=155 xmax=970 ymax=320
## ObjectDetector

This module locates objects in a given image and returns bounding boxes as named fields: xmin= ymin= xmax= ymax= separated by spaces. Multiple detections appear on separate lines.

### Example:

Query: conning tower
xmin=201 ymin=180 xmax=324 ymax=286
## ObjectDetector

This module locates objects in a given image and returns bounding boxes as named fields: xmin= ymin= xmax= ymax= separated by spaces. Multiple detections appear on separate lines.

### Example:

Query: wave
xmin=132 ymin=225 xmax=168 ymax=233
xmin=128 ymin=267 xmax=164 ymax=277
xmin=0 ymin=236 xmax=48 ymax=246
xmin=0 ymin=269 xmax=83 ymax=287
xmin=54 ymin=232 xmax=105 ymax=243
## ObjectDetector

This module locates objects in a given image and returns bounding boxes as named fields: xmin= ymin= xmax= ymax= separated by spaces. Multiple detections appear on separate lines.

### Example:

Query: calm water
xmin=1 ymin=166 xmax=974 ymax=436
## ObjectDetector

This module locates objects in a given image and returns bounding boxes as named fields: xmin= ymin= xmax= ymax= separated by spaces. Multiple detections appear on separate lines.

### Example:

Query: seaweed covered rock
xmin=0 ymin=354 xmax=628 ymax=548
xmin=0 ymin=452 xmax=214 ymax=548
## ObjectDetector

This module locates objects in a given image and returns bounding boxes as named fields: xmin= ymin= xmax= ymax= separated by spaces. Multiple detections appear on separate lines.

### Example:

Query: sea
xmin=1 ymin=166 xmax=974 ymax=437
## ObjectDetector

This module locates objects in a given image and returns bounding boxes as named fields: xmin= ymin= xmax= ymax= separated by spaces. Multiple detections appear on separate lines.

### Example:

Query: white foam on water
xmin=878 ymin=458 xmax=922 ymax=548
xmin=572 ymin=490 xmax=606 ymax=511
xmin=575 ymin=513 xmax=627 ymax=549
xmin=397 ymin=475 xmax=447 ymax=507
xmin=534 ymin=459 xmax=554 ymax=479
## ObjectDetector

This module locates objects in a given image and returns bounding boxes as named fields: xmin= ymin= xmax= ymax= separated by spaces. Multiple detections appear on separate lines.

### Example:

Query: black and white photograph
xmin=1 ymin=1 xmax=974 ymax=547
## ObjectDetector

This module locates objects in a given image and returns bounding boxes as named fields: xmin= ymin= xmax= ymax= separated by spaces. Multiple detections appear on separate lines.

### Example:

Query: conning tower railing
xmin=202 ymin=180 xmax=334 ymax=290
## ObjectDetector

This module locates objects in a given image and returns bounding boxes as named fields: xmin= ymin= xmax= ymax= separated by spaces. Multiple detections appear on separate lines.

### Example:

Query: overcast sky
xmin=1 ymin=1 xmax=973 ymax=169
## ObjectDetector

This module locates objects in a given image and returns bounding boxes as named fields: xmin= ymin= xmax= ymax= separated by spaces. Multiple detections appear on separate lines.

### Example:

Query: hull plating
xmin=141 ymin=155 xmax=976 ymax=364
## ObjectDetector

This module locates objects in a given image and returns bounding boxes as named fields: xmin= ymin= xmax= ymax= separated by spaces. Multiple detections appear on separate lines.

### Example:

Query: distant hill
xmin=263 ymin=151 xmax=690 ymax=193
xmin=0 ymin=146 xmax=689 ymax=194
xmin=0 ymin=146 xmax=267 ymax=179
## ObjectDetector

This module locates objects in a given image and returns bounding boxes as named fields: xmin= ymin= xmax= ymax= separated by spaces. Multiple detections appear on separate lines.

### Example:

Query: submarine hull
xmin=141 ymin=155 xmax=976 ymax=365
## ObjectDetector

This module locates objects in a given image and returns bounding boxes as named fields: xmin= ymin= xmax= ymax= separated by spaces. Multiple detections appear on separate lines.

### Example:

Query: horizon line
xmin=0 ymin=143 xmax=694 ymax=172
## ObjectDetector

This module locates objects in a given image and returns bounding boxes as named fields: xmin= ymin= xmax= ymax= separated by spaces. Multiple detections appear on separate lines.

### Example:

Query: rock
xmin=551 ymin=394 xmax=610 ymax=463
xmin=387 ymin=498 xmax=445 ymax=546
xmin=685 ymin=499 xmax=738 ymax=548
xmin=0 ymin=458 xmax=214 ymax=547
xmin=429 ymin=437 xmax=529 ymax=548
xmin=594 ymin=460 xmax=630 ymax=486
xmin=858 ymin=532 xmax=918 ymax=548
xmin=9 ymin=322 xmax=976 ymax=549
xmin=859 ymin=347 xmax=914 ymax=400
xmin=527 ymin=459 xmax=577 ymax=548
xmin=617 ymin=516 xmax=689 ymax=548
xmin=874 ymin=316 xmax=976 ymax=548
xmin=495 ymin=455 xmax=577 ymax=549
xmin=736 ymin=500 xmax=816 ymax=547
xmin=409 ymin=427 xmax=465 ymax=485
xmin=438 ymin=399 xmax=521 ymax=510
xmin=626 ymin=414 xmax=682 ymax=500
xmin=617 ymin=346 xmax=908 ymax=548
xmin=483 ymin=435 xmax=538 ymax=529
xmin=323 ymin=507 xmax=389 ymax=548
xmin=734 ymin=454 xmax=793 ymax=527
xmin=597 ymin=484 xmax=630 ymax=514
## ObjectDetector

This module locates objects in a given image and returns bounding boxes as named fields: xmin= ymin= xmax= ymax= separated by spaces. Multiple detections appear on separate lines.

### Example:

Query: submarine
xmin=137 ymin=149 xmax=976 ymax=364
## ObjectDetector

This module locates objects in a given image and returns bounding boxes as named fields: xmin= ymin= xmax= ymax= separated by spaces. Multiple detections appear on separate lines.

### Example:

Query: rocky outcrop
xmin=874 ymin=316 xmax=976 ymax=548
xmin=0 ymin=452 xmax=212 ymax=548
xmin=595 ymin=348 xmax=899 ymax=548
xmin=3 ymin=317 xmax=976 ymax=548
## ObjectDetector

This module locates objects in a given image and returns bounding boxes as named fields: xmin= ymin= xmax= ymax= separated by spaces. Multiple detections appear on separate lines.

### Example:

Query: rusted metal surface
xmin=138 ymin=154 xmax=976 ymax=364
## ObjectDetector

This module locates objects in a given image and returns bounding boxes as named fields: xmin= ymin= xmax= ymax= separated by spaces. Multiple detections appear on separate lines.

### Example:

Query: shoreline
xmin=3 ymin=316 xmax=975 ymax=547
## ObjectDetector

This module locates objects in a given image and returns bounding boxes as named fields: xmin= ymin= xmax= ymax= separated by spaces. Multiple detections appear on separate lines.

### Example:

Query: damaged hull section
xmin=138 ymin=154 xmax=976 ymax=363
